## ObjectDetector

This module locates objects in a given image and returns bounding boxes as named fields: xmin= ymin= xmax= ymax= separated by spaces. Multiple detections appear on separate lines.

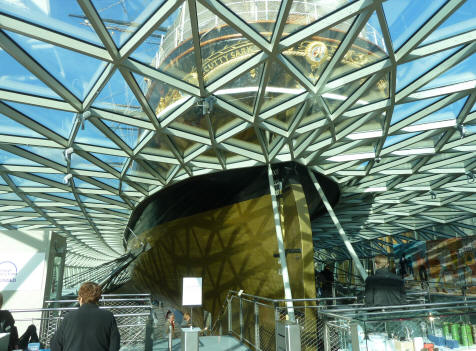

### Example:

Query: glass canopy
xmin=0 ymin=0 xmax=474 ymax=266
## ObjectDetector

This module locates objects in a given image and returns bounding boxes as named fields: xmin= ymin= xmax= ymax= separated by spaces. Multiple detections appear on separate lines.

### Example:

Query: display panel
xmin=182 ymin=277 xmax=202 ymax=306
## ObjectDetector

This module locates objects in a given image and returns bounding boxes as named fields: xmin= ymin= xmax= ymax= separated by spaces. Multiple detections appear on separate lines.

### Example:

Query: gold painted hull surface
xmin=130 ymin=183 xmax=316 ymax=327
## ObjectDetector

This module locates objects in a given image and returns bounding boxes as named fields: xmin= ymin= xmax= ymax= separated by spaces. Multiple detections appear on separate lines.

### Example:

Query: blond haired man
xmin=51 ymin=282 xmax=120 ymax=351
xmin=364 ymin=255 xmax=406 ymax=306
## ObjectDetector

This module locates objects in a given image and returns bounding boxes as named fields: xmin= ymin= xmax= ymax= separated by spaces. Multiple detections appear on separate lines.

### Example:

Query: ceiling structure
xmin=0 ymin=0 xmax=475 ymax=267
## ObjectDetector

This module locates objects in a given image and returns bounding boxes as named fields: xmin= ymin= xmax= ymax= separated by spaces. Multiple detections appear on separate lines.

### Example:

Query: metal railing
xmin=9 ymin=294 xmax=153 ymax=350
xmin=210 ymin=289 xmax=437 ymax=351
xmin=319 ymin=300 xmax=476 ymax=351
xmin=211 ymin=291 xmax=362 ymax=351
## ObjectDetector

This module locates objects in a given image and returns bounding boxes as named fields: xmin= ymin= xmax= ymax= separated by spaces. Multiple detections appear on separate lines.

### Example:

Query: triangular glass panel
xmin=131 ymin=3 xmax=198 ymax=86
xmin=91 ymin=153 xmax=127 ymax=172
xmin=32 ymin=173 xmax=68 ymax=184
xmin=46 ymin=192 xmax=76 ymax=201
xmin=79 ymin=195 xmax=104 ymax=204
xmin=283 ymin=1 xmax=355 ymax=37
xmin=94 ymin=70 xmax=145 ymax=117
xmin=0 ymin=112 xmax=45 ymax=139
xmin=0 ymin=193 xmax=22 ymax=201
xmin=74 ymin=178 xmax=100 ymax=189
xmin=70 ymin=153 xmax=106 ymax=171
xmin=0 ymin=148 xmax=42 ymax=166
xmin=75 ymin=119 xmax=120 ymax=149
xmin=348 ymin=73 xmax=390 ymax=110
xmin=267 ymin=102 xmax=301 ymax=130
xmin=396 ymin=46 xmax=461 ymax=91
xmin=102 ymin=119 xmax=147 ymax=149
xmin=421 ymin=0 xmax=476 ymax=46
xmin=0 ymin=48 xmax=61 ymax=99
xmin=419 ymin=52 xmax=476 ymax=91
xmin=210 ymin=105 xmax=244 ymax=138
xmin=169 ymin=107 xmax=210 ymax=139
xmin=10 ymin=175 xmax=48 ymax=188
xmin=285 ymin=17 xmax=355 ymax=85
xmin=401 ymin=97 xmax=467 ymax=132
xmin=261 ymin=60 xmax=306 ymax=112
xmin=225 ymin=128 xmax=262 ymax=153
xmin=194 ymin=148 xmax=221 ymax=165
xmin=383 ymin=0 xmax=446 ymax=50
xmin=143 ymin=159 xmax=174 ymax=179
xmin=20 ymin=146 xmax=66 ymax=166
xmin=92 ymin=177 xmax=120 ymax=189
xmin=297 ymin=103 xmax=326 ymax=130
xmin=223 ymin=149 xmax=247 ymax=164
xmin=215 ymin=63 xmax=264 ymax=114
xmin=5 ymin=102 xmax=75 ymax=139
xmin=0 ymin=0 xmax=102 ymax=45
xmin=6 ymin=31 xmax=107 ymax=101
xmin=329 ymin=12 xmax=388 ymax=80
xmin=101 ymin=194 xmax=124 ymax=202
xmin=126 ymin=160 xmax=155 ymax=179
xmin=91 ymin=0 xmax=167 ymax=47
xmin=197 ymin=2 xmax=260 ymax=85
xmin=141 ymin=133 xmax=175 ymax=157
xmin=167 ymin=134 xmax=194 ymax=156
xmin=392 ymin=96 xmax=444 ymax=125
xmin=131 ymin=72 xmax=192 ymax=123
xmin=220 ymin=0 xmax=279 ymax=42
xmin=321 ymin=76 xmax=368 ymax=113
xmin=382 ymin=132 xmax=420 ymax=148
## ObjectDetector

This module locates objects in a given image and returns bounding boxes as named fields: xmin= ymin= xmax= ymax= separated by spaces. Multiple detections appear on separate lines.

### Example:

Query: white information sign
xmin=182 ymin=277 xmax=202 ymax=306
xmin=0 ymin=252 xmax=46 ymax=291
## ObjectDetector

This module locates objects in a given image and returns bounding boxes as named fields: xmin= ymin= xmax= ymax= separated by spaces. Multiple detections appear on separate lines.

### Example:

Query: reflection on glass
xmin=215 ymin=63 xmax=264 ymax=114
xmin=0 ymin=112 xmax=45 ymax=139
xmin=262 ymin=60 xmax=306 ymax=111
xmin=225 ymin=128 xmax=262 ymax=153
xmin=21 ymin=146 xmax=67 ymax=166
xmin=396 ymin=46 xmax=460 ymax=91
xmin=283 ymin=0 xmax=353 ymax=37
xmin=420 ymin=52 xmax=476 ymax=91
xmin=6 ymin=102 xmax=75 ymax=139
xmin=0 ymin=48 xmax=60 ymax=98
xmin=75 ymin=120 xmax=120 ymax=149
xmin=0 ymin=0 xmax=102 ymax=44
xmin=7 ymin=31 xmax=107 ymax=100
xmin=94 ymin=71 xmax=146 ymax=118
xmin=421 ymin=0 xmax=476 ymax=46
xmin=392 ymin=96 xmax=443 ymax=125
xmin=329 ymin=12 xmax=387 ymax=80
xmin=91 ymin=0 xmax=167 ymax=47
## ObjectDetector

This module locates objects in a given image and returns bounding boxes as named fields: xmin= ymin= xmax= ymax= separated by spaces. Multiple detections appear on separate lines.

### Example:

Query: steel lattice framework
xmin=0 ymin=0 xmax=475 ymax=266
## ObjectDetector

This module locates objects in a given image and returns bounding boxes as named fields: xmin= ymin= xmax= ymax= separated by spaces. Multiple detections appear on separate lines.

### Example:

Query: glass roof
xmin=0 ymin=0 xmax=475 ymax=265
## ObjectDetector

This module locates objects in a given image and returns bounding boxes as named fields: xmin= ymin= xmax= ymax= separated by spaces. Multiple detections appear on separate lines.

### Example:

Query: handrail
xmin=10 ymin=305 xmax=153 ymax=313
xmin=319 ymin=299 xmax=476 ymax=314
xmin=45 ymin=298 xmax=150 ymax=303
xmin=228 ymin=290 xmax=357 ymax=303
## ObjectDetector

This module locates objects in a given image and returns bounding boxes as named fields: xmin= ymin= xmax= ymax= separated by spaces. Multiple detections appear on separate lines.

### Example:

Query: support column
xmin=267 ymin=165 xmax=295 ymax=321
xmin=307 ymin=169 xmax=368 ymax=280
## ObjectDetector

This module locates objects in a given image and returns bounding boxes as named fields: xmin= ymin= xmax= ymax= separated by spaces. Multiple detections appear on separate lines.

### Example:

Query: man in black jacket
xmin=365 ymin=255 xmax=406 ymax=306
xmin=51 ymin=282 xmax=120 ymax=351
